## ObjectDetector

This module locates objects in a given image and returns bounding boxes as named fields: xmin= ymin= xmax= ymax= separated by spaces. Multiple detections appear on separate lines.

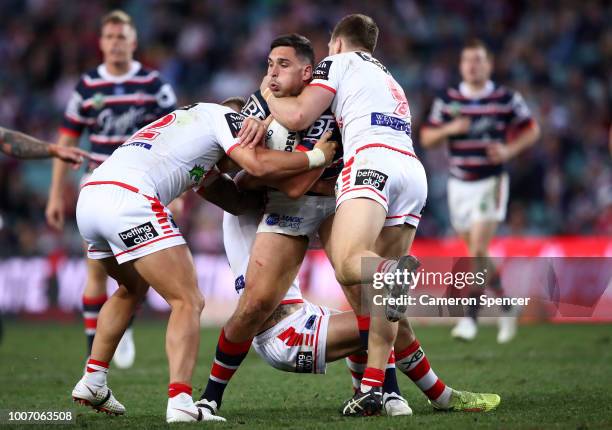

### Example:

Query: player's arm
xmin=486 ymin=119 xmax=541 ymax=164
xmin=229 ymin=131 xmax=336 ymax=180
xmin=195 ymin=172 xmax=264 ymax=215
xmin=236 ymin=167 xmax=325 ymax=200
xmin=46 ymin=132 xmax=80 ymax=230
xmin=0 ymin=126 xmax=87 ymax=163
xmin=262 ymin=80 xmax=333 ymax=133
xmin=420 ymin=117 xmax=471 ymax=149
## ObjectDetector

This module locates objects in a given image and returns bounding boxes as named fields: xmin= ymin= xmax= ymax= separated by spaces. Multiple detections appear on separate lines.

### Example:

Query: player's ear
xmin=303 ymin=64 xmax=313 ymax=82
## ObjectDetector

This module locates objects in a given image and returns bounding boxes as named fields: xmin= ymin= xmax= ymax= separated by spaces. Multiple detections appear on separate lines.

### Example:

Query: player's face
xmin=460 ymin=47 xmax=492 ymax=85
xmin=267 ymin=46 xmax=312 ymax=97
xmin=99 ymin=23 xmax=137 ymax=66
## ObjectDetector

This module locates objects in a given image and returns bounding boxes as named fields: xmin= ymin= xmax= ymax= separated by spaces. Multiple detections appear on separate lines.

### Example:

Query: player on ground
xmin=420 ymin=39 xmax=540 ymax=343
xmin=70 ymin=100 xmax=336 ymax=422
xmin=0 ymin=126 xmax=89 ymax=163
xmin=261 ymin=14 xmax=500 ymax=416
xmin=196 ymin=34 xmax=411 ymax=417
xmin=206 ymin=200 xmax=502 ymax=418
xmin=45 ymin=10 xmax=177 ymax=367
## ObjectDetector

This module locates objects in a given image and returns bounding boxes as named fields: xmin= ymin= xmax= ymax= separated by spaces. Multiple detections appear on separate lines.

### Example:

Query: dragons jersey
xmin=309 ymin=51 xmax=415 ymax=161
xmin=89 ymin=103 xmax=244 ymax=205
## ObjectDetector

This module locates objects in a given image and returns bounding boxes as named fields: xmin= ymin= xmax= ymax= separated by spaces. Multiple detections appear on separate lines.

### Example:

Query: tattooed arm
xmin=0 ymin=126 xmax=88 ymax=163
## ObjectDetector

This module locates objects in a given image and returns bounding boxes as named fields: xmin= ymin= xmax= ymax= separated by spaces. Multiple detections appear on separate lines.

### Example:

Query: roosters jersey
xmin=242 ymin=90 xmax=343 ymax=180
xmin=309 ymin=51 xmax=415 ymax=160
xmin=60 ymin=61 xmax=176 ymax=168
xmin=424 ymin=80 xmax=534 ymax=181
xmin=89 ymin=103 xmax=243 ymax=205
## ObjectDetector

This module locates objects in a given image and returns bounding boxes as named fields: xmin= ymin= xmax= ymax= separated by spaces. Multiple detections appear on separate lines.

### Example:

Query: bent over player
xmin=70 ymin=101 xmax=336 ymax=423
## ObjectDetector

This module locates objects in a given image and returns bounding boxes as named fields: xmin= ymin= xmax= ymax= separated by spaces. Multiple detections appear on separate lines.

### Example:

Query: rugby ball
xmin=266 ymin=119 xmax=300 ymax=152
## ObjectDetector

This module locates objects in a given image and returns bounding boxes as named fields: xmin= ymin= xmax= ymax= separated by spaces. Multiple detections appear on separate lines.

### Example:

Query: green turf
xmin=0 ymin=321 xmax=611 ymax=429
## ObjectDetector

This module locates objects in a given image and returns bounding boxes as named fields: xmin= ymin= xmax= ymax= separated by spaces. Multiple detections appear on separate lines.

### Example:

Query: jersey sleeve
xmin=60 ymin=77 xmax=88 ymax=137
xmin=424 ymin=96 xmax=447 ymax=128
xmin=309 ymin=55 xmax=343 ymax=95
xmin=217 ymin=111 xmax=246 ymax=154
xmin=508 ymin=90 xmax=533 ymax=126
xmin=241 ymin=90 xmax=270 ymax=120
xmin=152 ymin=77 xmax=178 ymax=116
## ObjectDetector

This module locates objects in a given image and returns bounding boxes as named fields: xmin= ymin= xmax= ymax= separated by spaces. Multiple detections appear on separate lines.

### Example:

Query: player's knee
xmin=242 ymin=296 xmax=276 ymax=322
xmin=335 ymin=263 xmax=356 ymax=287
xmin=168 ymin=290 xmax=204 ymax=315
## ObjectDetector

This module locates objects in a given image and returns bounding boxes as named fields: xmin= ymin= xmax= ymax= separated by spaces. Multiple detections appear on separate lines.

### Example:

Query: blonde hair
xmin=101 ymin=10 xmax=136 ymax=31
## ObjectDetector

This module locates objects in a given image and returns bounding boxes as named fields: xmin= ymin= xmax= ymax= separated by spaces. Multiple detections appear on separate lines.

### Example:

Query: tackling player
xmin=69 ymin=100 xmax=336 ymax=422
xmin=420 ymin=39 xmax=540 ymax=343
xmin=261 ymin=14 xmax=443 ymax=415
xmin=45 ymin=10 xmax=177 ymax=367
xmin=196 ymin=34 xmax=411 ymax=417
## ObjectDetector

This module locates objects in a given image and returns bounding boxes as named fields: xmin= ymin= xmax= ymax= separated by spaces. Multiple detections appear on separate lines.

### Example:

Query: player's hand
xmin=238 ymin=117 xmax=267 ymax=149
xmin=445 ymin=116 xmax=471 ymax=136
xmin=49 ymin=144 xmax=89 ymax=170
xmin=259 ymin=75 xmax=272 ymax=94
xmin=314 ymin=131 xmax=337 ymax=166
xmin=486 ymin=143 xmax=513 ymax=164
xmin=45 ymin=195 xmax=65 ymax=231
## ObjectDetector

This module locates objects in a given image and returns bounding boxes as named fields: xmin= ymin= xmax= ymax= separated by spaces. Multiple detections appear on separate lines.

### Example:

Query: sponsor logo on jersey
xmin=355 ymin=52 xmax=389 ymax=74
xmin=92 ymin=92 xmax=105 ymax=110
xmin=304 ymin=315 xmax=317 ymax=330
xmin=296 ymin=351 xmax=313 ymax=373
xmin=118 ymin=222 xmax=159 ymax=247
xmin=355 ymin=169 xmax=388 ymax=191
xmin=313 ymin=60 xmax=332 ymax=80
xmin=224 ymin=112 xmax=246 ymax=138
xmin=265 ymin=213 xmax=303 ymax=230
xmin=371 ymin=112 xmax=411 ymax=136
xmin=189 ymin=164 xmax=206 ymax=183
xmin=235 ymin=275 xmax=245 ymax=294
xmin=241 ymin=94 xmax=267 ymax=119
xmin=118 ymin=141 xmax=152 ymax=150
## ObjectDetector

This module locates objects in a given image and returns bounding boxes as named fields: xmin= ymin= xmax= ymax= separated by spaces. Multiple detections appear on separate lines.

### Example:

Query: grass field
xmin=1 ymin=321 xmax=611 ymax=429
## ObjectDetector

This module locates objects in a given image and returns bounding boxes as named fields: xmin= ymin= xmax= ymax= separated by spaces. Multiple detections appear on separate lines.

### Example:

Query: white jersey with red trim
xmin=310 ymin=51 xmax=414 ymax=160
xmin=89 ymin=103 xmax=243 ymax=206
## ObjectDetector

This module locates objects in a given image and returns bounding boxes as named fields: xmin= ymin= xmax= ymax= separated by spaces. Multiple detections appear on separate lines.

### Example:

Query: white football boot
xmin=112 ymin=328 xmax=135 ymax=369
xmin=451 ymin=317 xmax=478 ymax=341
xmin=383 ymin=392 xmax=413 ymax=416
xmin=167 ymin=393 xmax=226 ymax=423
xmin=72 ymin=378 xmax=125 ymax=415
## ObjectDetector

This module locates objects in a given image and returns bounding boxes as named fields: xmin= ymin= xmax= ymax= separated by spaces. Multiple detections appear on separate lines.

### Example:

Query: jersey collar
xmin=97 ymin=61 xmax=142 ymax=83
xmin=459 ymin=80 xmax=495 ymax=99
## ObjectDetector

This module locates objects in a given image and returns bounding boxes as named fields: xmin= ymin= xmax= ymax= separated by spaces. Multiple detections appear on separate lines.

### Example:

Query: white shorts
xmin=76 ymin=182 xmax=185 ymax=264
xmin=336 ymin=145 xmax=427 ymax=227
xmin=223 ymin=212 xmax=303 ymax=302
xmin=257 ymin=191 xmax=336 ymax=238
xmin=253 ymin=302 xmax=334 ymax=374
xmin=447 ymin=173 xmax=509 ymax=233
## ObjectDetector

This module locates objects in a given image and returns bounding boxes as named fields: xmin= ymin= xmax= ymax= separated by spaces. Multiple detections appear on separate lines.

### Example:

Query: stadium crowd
xmin=0 ymin=0 xmax=610 ymax=256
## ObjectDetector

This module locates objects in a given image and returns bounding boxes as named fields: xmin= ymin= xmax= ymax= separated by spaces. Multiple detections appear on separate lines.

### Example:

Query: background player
xmin=45 ymin=10 xmax=177 ymax=367
xmin=419 ymin=39 xmax=540 ymax=343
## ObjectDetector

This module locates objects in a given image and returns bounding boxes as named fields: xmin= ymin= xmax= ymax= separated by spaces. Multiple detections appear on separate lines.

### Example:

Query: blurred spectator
xmin=0 ymin=0 xmax=610 ymax=256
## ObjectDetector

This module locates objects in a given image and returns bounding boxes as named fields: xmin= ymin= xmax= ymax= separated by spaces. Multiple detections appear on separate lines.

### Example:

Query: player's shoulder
xmin=487 ymin=82 xmax=516 ymax=101
xmin=134 ymin=64 xmax=162 ymax=81
xmin=442 ymin=84 xmax=464 ymax=102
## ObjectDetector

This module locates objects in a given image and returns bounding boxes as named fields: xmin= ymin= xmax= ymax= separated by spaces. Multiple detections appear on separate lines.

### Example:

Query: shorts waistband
xmin=81 ymin=181 xmax=157 ymax=201
xmin=355 ymin=143 xmax=418 ymax=159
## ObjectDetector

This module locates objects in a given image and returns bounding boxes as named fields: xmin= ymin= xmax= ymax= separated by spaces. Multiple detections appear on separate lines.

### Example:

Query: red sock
xmin=346 ymin=352 xmax=368 ymax=391
xmin=395 ymin=340 xmax=452 ymax=405
xmin=168 ymin=382 xmax=192 ymax=398
xmin=360 ymin=367 xmax=385 ymax=392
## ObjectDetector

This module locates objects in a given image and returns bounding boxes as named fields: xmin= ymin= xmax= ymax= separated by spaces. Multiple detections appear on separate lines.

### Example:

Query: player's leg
xmin=82 ymin=256 xmax=109 ymax=355
xmin=72 ymin=256 xmax=147 ymax=416
xmin=199 ymin=232 xmax=308 ymax=411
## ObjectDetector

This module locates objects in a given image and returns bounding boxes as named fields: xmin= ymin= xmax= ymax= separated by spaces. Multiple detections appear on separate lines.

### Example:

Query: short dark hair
xmin=331 ymin=14 xmax=378 ymax=53
xmin=462 ymin=38 xmax=492 ymax=59
xmin=270 ymin=34 xmax=315 ymax=66
xmin=221 ymin=96 xmax=246 ymax=112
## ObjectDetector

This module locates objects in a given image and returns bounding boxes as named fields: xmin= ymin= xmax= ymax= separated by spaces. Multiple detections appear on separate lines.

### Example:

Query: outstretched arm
xmin=0 ymin=126 xmax=87 ymax=163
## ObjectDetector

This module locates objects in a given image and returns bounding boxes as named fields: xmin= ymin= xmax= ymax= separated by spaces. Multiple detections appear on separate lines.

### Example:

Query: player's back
xmin=311 ymin=51 xmax=413 ymax=159
xmin=90 ymin=103 xmax=240 ymax=205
